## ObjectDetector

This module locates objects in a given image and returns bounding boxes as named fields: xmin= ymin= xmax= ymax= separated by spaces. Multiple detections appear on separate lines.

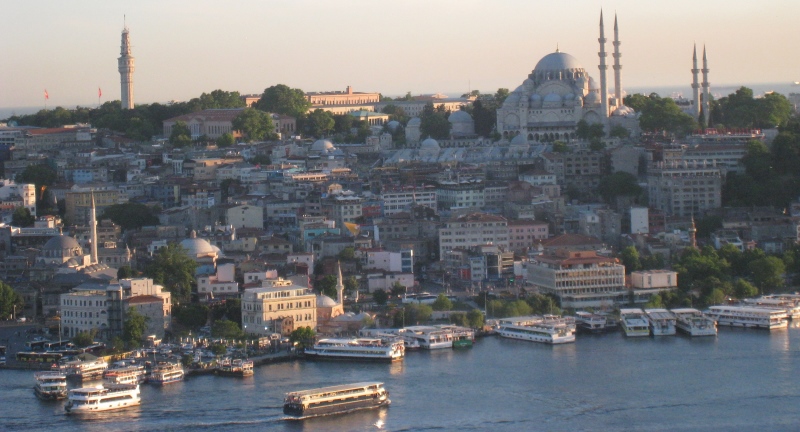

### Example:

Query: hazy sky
xmin=2 ymin=0 xmax=799 ymax=110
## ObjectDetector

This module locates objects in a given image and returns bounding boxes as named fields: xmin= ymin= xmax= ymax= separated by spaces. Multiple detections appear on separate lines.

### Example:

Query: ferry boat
xmin=436 ymin=325 xmax=475 ymax=348
xmin=574 ymin=311 xmax=608 ymax=334
xmin=103 ymin=365 xmax=146 ymax=385
xmin=396 ymin=326 xmax=453 ymax=350
xmin=283 ymin=382 xmax=390 ymax=419
xmin=743 ymin=297 xmax=800 ymax=320
xmin=216 ymin=358 xmax=254 ymax=377
xmin=644 ymin=309 xmax=677 ymax=336
xmin=619 ymin=309 xmax=650 ymax=337
xmin=495 ymin=316 xmax=576 ymax=344
xmin=705 ymin=305 xmax=788 ymax=330
xmin=64 ymin=384 xmax=140 ymax=414
xmin=33 ymin=371 xmax=68 ymax=400
xmin=61 ymin=359 xmax=108 ymax=381
xmin=304 ymin=338 xmax=404 ymax=362
xmin=149 ymin=362 xmax=184 ymax=384
xmin=671 ymin=308 xmax=717 ymax=336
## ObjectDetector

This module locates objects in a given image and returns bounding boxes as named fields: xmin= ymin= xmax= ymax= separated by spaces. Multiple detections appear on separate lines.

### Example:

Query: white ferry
xmin=619 ymin=309 xmax=650 ymax=337
xmin=644 ymin=309 xmax=677 ymax=336
xmin=103 ymin=365 xmax=146 ymax=385
xmin=283 ymin=382 xmax=390 ymax=419
xmin=34 ymin=371 xmax=68 ymax=400
xmin=705 ymin=305 xmax=788 ymax=330
xmin=574 ymin=311 xmax=608 ymax=334
xmin=496 ymin=316 xmax=575 ymax=344
xmin=304 ymin=338 xmax=404 ymax=362
xmin=671 ymin=308 xmax=717 ymax=336
xmin=64 ymin=384 xmax=140 ymax=414
xmin=743 ymin=297 xmax=800 ymax=320
xmin=217 ymin=358 xmax=254 ymax=377
xmin=435 ymin=325 xmax=475 ymax=348
xmin=396 ymin=326 xmax=453 ymax=349
xmin=149 ymin=362 xmax=184 ymax=385
xmin=61 ymin=359 xmax=108 ymax=381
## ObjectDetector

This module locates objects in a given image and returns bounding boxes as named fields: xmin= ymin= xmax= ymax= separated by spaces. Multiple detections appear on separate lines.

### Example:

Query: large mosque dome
xmin=534 ymin=51 xmax=584 ymax=73
xmin=180 ymin=232 xmax=216 ymax=257
xmin=311 ymin=139 xmax=336 ymax=153
xmin=42 ymin=235 xmax=83 ymax=259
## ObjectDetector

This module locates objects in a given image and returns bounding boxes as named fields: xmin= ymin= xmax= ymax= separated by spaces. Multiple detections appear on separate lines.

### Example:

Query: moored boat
xmin=574 ymin=311 xmax=608 ymax=334
xmin=103 ymin=365 xmax=146 ymax=385
xmin=216 ymin=358 xmax=254 ymax=377
xmin=620 ymin=308 xmax=650 ymax=337
xmin=304 ymin=338 xmax=404 ymax=362
xmin=644 ymin=309 xmax=677 ymax=336
xmin=61 ymin=359 xmax=108 ymax=381
xmin=34 ymin=371 xmax=68 ymax=400
xmin=64 ymin=384 xmax=140 ymax=414
xmin=149 ymin=362 xmax=184 ymax=384
xmin=705 ymin=305 xmax=788 ymax=330
xmin=671 ymin=308 xmax=717 ymax=336
xmin=496 ymin=316 xmax=575 ymax=344
xmin=743 ymin=297 xmax=800 ymax=320
xmin=283 ymin=382 xmax=390 ymax=419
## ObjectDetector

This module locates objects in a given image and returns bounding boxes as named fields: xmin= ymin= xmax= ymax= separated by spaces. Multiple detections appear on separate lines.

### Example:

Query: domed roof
xmin=503 ymin=92 xmax=521 ymax=107
xmin=612 ymin=105 xmax=636 ymax=117
xmin=530 ymin=93 xmax=542 ymax=101
xmin=407 ymin=117 xmax=421 ymax=126
xmin=510 ymin=134 xmax=527 ymax=145
xmin=386 ymin=120 xmax=401 ymax=131
xmin=544 ymin=93 xmax=562 ymax=103
xmin=534 ymin=51 xmax=583 ymax=72
xmin=420 ymin=137 xmax=440 ymax=151
xmin=43 ymin=235 xmax=81 ymax=252
xmin=311 ymin=139 xmax=335 ymax=152
xmin=448 ymin=110 xmax=473 ymax=123
xmin=317 ymin=295 xmax=338 ymax=307
xmin=564 ymin=93 xmax=575 ymax=101
xmin=180 ymin=236 xmax=215 ymax=257
xmin=523 ymin=78 xmax=535 ymax=90
xmin=585 ymin=91 xmax=600 ymax=104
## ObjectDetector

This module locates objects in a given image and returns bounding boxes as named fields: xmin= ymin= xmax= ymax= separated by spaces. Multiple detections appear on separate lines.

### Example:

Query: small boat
xmin=574 ymin=311 xmax=608 ymax=334
xmin=671 ymin=308 xmax=717 ymax=336
xmin=149 ymin=362 xmax=184 ymax=385
xmin=644 ymin=309 xmax=677 ymax=336
xmin=283 ymin=382 xmax=390 ymax=419
xmin=65 ymin=384 xmax=140 ymax=414
xmin=34 ymin=371 xmax=68 ymax=400
xmin=216 ymin=358 xmax=254 ymax=377
xmin=620 ymin=308 xmax=650 ymax=337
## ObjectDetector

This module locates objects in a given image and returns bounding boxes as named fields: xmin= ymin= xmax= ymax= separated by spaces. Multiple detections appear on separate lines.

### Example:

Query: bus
xmin=16 ymin=351 xmax=64 ymax=365
xmin=25 ymin=340 xmax=52 ymax=352
xmin=43 ymin=341 xmax=74 ymax=351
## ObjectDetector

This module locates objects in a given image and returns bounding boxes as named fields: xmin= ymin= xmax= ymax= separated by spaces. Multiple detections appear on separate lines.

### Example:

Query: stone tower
xmin=691 ymin=44 xmax=701 ymax=121
xmin=336 ymin=261 xmax=345 ymax=305
xmin=598 ymin=10 xmax=609 ymax=121
xmin=701 ymin=46 xmax=711 ymax=128
xmin=612 ymin=14 xmax=622 ymax=103
xmin=90 ymin=191 xmax=98 ymax=264
xmin=118 ymin=22 xmax=135 ymax=110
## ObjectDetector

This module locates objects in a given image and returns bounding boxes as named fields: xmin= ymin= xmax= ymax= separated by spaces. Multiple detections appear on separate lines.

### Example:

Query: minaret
xmin=598 ymin=10 xmax=609 ymax=120
xmin=335 ymin=261 xmax=344 ymax=305
xmin=701 ymin=45 xmax=711 ymax=128
xmin=691 ymin=44 xmax=701 ymax=120
xmin=612 ymin=14 xmax=622 ymax=103
xmin=118 ymin=20 xmax=135 ymax=110
xmin=689 ymin=216 xmax=697 ymax=248
xmin=90 ymin=191 xmax=98 ymax=264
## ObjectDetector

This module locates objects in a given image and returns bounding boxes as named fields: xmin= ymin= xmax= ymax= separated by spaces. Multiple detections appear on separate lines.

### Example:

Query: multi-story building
xmin=197 ymin=262 xmax=239 ymax=300
xmin=628 ymin=270 xmax=678 ymax=304
xmin=240 ymin=278 xmax=317 ymax=336
xmin=306 ymin=86 xmax=380 ymax=107
xmin=64 ymin=189 xmax=121 ymax=227
xmin=507 ymin=219 xmax=550 ymax=253
xmin=436 ymin=179 xmax=485 ymax=211
xmin=647 ymin=162 xmax=722 ymax=217
xmin=0 ymin=179 xmax=36 ymax=218
xmin=380 ymin=186 xmax=436 ymax=216
xmin=321 ymin=192 xmax=363 ymax=229
xmin=539 ymin=150 xmax=604 ymax=192
xmin=438 ymin=213 xmax=509 ymax=258
xmin=162 ymin=109 xmax=244 ymax=140
xmin=60 ymin=289 xmax=109 ymax=339
xmin=527 ymin=249 xmax=626 ymax=308
xmin=224 ymin=204 xmax=263 ymax=229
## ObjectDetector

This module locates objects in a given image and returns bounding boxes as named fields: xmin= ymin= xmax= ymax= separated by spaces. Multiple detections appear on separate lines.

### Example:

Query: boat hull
xmin=715 ymin=319 xmax=788 ymax=330
xmin=303 ymin=352 xmax=402 ymax=363
xmin=65 ymin=397 xmax=140 ymax=414
xmin=283 ymin=398 xmax=390 ymax=419
xmin=497 ymin=329 xmax=575 ymax=344
xmin=34 ymin=387 xmax=67 ymax=400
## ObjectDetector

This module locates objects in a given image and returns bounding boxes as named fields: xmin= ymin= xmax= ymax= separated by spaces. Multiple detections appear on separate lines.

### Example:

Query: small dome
xmin=448 ymin=110 xmax=472 ymax=124
xmin=420 ymin=137 xmax=440 ymax=151
xmin=407 ymin=117 xmax=421 ymax=126
xmin=534 ymin=51 xmax=584 ymax=73
xmin=585 ymin=92 xmax=600 ymax=104
xmin=317 ymin=295 xmax=338 ymax=307
xmin=530 ymin=93 xmax=542 ymax=102
xmin=311 ymin=139 xmax=336 ymax=152
xmin=612 ymin=105 xmax=636 ymax=117
xmin=523 ymin=78 xmax=535 ymax=90
xmin=544 ymin=93 xmax=562 ymax=103
xmin=43 ymin=235 xmax=82 ymax=252
xmin=386 ymin=120 xmax=401 ymax=131
xmin=510 ymin=134 xmax=527 ymax=145
xmin=588 ymin=77 xmax=598 ymax=90
xmin=180 ymin=237 xmax=215 ymax=256
xmin=503 ymin=92 xmax=521 ymax=107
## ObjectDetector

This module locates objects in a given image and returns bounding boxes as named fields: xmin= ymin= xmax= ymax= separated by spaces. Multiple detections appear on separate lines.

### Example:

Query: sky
xmin=2 ymin=0 xmax=799 ymax=112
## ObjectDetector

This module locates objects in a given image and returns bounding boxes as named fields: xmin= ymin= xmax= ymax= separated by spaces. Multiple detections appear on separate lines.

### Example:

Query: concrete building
xmin=527 ymin=249 xmax=626 ymax=308
xmin=507 ymin=219 xmax=550 ymax=253
xmin=163 ymin=109 xmax=244 ymax=140
xmin=197 ymin=262 xmax=239 ymax=300
xmin=241 ymin=278 xmax=317 ymax=336
xmin=647 ymin=162 xmax=722 ymax=217
xmin=438 ymin=213 xmax=509 ymax=259
xmin=224 ymin=204 xmax=263 ymax=229
xmin=306 ymin=86 xmax=380 ymax=107
xmin=628 ymin=270 xmax=678 ymax=304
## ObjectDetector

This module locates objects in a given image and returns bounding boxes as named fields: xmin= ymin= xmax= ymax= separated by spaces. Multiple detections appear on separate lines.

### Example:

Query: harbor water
xmin=2 ymin=325 xmax=799 ymax=431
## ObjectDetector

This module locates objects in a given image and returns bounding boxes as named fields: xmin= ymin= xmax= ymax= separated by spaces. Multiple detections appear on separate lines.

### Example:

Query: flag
xmin=44 ymin=89 xmax=49 ymax=100
xmin=98 ymin=87 xmax=102 ymax=98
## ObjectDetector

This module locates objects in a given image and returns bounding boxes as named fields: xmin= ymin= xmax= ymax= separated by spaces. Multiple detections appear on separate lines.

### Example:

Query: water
xmin=3 ymin=326 xmax=799 ymax=431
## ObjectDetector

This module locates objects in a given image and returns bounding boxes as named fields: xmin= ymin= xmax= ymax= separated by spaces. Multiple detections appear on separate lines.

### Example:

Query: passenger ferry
xmin=33 ymin=371 xmax=68 ymax=400
xmin=619 ymin=309 xmax=650 ymax=337
xmin=304 ymin=338 xmax=404 ymax=362
xmin=644 ymin=309 xmax=677 ymax=336
xmin=216 ymin=358 xmax=254 ymax=377
xmin=64 ymin=384 xmax=140 ymax=414
xmin=705 ymin=305 xmax=788 ymax=330
xmin=743 ymin=297 xmax=800 ymax=320
xmin=574 ymin=311 xmax=608 ymax=334
xmin=436 ymin=325 xmax=475 ymax=348
xmin=149 ymin=362 xmax=184 ymax=384
xmin=395 ymin=326 xmax=453 ymax=349
xmin=61 ymin=359 xmax=108 ymax=381
xmin=103 ymin=365 xmax=146 ymax=385
xmin=495 ymin=316 xmax=576 ymax=344
xmin=671 ymin=308 xmax=717 ymax=336
xmin=283 ymin=382 xmax=390 ymax=419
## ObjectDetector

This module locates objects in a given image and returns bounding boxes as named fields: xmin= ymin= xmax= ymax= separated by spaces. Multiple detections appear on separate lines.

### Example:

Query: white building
xmin=241 ymin=278 xmax=317 ymax=336
xmin=381 ymin=187 xmax=437 ymax=216
xmin=438 ymin=213 xmax=509 ymax=259
xmin=527 ymin=249 xmax=626 ymax=308
xmin=197 ymin=262 xmax=239 ymax=299
xmin=0 ymin=179 xmax=36 ymax=218
xmin=630 ymin=207 xmax=649 ymax=234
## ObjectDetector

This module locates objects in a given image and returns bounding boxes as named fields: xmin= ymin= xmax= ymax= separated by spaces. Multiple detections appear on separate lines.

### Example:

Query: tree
xmin=624 ymin=93 xmax=698 ymax=136
xmin=210 ymin=299 xmax=242 ymax=327
xmin=123 ymin=307 xmax=150 ymax=348
xmin=169 ymin=120 xmax=192 ymax=147
xmin=338 ymin=247 xmax=355 ymax=261
xmin=597 ymin=172 xmax=643 ymax=205
xmin=117 ymin=265 xmax=135 ymax=279
xmin=211 ymin=319 xmax=244 ymax=339
xmin=619 ymin=246 xmax=642 ymax=274
xmin=110 ymin=337 xmax=126 ymax=353
xmin=390 ymin=282 xmax=407 ymax=297
xmin=303 ymin=109 xmax=335 ymax=138
xmin=432 ymin=294 xmax=453 ymax=311
xmin=471 ymin=99 xmax=497 ymax=137
xmin=527 ymin=294 xmax=560 ymax=316
xmin=381 ymin=104 xmax=409 ymax=124
xmin=193 ymin=89 xmax=245 ymax=110
xmin=449 ymin=312 xmax=468 ymax=327
xmin=397 ymin=303 xmax=432 ymax=325
xmin=609 ymin=125 xmax=631 ymax=139
xmin=289 ymin=326 xmax=316 ymax=351
xmin=11 ymin=207 xmax=34 ymax=227
xmin=733 ymin=279 xmax=758 ymax=299
xmin=494 ymin=88 xmax=510 ymax=105
xmin=100 ymin=202 xmax=160 ymax=231
xmin=703 ymin=288 xmax=727 ymax=307
xmin=552 ymin=140 xmax=570 ymax=153
xmin=0 ymin=282 xmax=24 ymax=320
xmin=232 ymin=108 xmax=275 ymax=142
xmin=144 ymin=243 xmax=197 ymax=301
xmin=576 ymin=120 xmax=605 ymax=141
xmin=15 ymin=163 xmax=57 ymax=189
xmin=344 ymin=276 xmax=359 ymax=298
xmin=210 ymin=343 xmax=228 ymax=356
xmin=174 ymin=303 xmax=209 ymax=329
xmin=466 ymin=309 xmax=485 ymax=329
xmin=373 ymin=289 xmax=388 ymax=306
xmin=315 ymin=275 xmax=338 ymax=299
xmin=749 ymin=256 xmax=785 ymax=294
xmin=216 ymin=132 xmax=235 ymax=147
xmin=254 ymin=84 xmax=311 ymax=119
xmin=72 ymin=331 xmax=95 ymax=347
xmin=420 ymin=103 xmax=451 ymax=139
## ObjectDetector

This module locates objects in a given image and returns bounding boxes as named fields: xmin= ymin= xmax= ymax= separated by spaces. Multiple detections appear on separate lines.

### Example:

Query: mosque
xmin=496 ymin=11 xmax=638 ymax=143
